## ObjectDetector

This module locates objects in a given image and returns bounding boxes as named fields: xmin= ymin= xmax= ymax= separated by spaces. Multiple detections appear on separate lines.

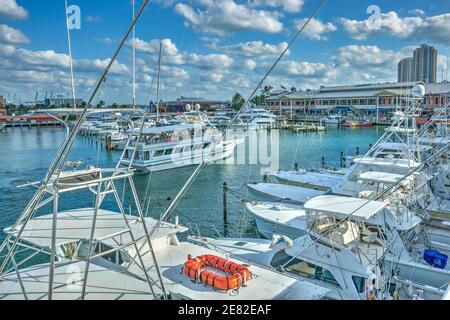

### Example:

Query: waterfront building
xmin=160 ymin=96 xmax=227 ymax=113
xmin=0 ymin=95 xmax=4 ymax=106
xmin=413 ymin=44 xmax=437 ymax=83
xmin=44 ymin=97 xmax=84 ymax=107
xmin=398 ymin=57 xmax=414 ymax=82
xmin=265 ymin=81 xmax=450 ymax=119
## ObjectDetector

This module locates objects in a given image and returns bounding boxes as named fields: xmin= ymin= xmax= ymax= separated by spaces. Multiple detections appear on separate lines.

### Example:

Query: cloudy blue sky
xmin=0 ymin=0 xmax=450 ymax=105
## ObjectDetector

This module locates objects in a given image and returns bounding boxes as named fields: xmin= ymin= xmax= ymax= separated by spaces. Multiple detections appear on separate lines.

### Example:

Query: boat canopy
xmin=353 ymin=157 xmax=420 ymax=169
xmin=0 ymin=261 xmax=155 ymax=300
xmin=378 ymin=142 xmax=432 ymax=152
xmin=136 ymin=123 xmax=207 ymax=135
xmin=5 ymin=208 xmax=187 ymax=248
xmin=358 ymin=171 xmax=404 ymax=185
xmin=304 ymin=195 xmax=386 ymax=220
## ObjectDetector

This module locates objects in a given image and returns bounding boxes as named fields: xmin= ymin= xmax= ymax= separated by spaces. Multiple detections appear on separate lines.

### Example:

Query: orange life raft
xmin=183 ymin=254 xmax=251 ymax=291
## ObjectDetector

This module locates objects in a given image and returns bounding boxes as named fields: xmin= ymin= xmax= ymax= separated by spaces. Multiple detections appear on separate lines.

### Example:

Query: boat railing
xmin=185 ymin=223 xmax=221 ymax=238
xmin=55 ymin=168 xmax=133 ymax=192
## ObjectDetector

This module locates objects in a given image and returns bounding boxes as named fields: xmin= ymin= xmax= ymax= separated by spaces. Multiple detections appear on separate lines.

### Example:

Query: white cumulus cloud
xmin=340 ymin=11 xmax=450 ymax=45
xmin=175 ymin=0 xmax=283 ymax=35
xmin=0 ymin=24 xmax=29 ymax=44
xmin=0 ymin=0 xmax=28 ymax=20
xmin=294 ymin=18 xmax=337 ymax=41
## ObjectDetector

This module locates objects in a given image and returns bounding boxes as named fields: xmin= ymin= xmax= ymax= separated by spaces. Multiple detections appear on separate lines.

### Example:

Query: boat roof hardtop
xmin=0 ymin=261 xmax=155 ymax=300
xmin=304 ymin=195 xmax=386 ymax=220
xmin=6 ymin=208 xmax=187 ymax=248
xmin=354 ymin=157 xmax=420 ymax=168
xmin=137 ymin=123 xmax=207 ymax=135
xmin=358 ymin=171 xmax=405 ymax=184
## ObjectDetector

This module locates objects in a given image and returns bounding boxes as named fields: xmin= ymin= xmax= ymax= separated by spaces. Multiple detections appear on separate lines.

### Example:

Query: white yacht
xmin=322 ymin=115 xmax=342 ymax=124
xmin=0 ymin=166 xmax=329 ymax=300
xmin=197 ymin=195 xmax=449 ymax=300
xmin=120 ymin=124 xmax=242 ymax=172
xmin=209 ymin=111 xmax=231 ymax=127
xmin=237 ymin=106 xmax=277 ymax=129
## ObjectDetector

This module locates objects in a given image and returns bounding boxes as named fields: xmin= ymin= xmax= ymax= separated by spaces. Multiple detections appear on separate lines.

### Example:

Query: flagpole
xmin=65 ymin=0 xmax=76 ymax=109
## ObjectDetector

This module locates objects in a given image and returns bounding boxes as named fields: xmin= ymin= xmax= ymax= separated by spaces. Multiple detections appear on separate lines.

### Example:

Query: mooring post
xmin=321 ymin=157 xmax=325 ymax=168
xmin=340 ymin=151 xmax=344 ymax=168
xmin=356 ymin=146 xmax=360 ymax=156
xmin=223 ymin=182 xmax=228 ymax=224
xmin=166 ymin=196 xmax=173 ymax=221
xmin=294 ymin=163 xmax=298 ymax=172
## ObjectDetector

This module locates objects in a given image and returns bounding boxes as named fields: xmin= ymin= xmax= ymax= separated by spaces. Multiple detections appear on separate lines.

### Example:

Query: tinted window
xmin=352 ymin=275 xmax=366 ymax=293
xmin=270 ymin=250 xmax=341 ymax=288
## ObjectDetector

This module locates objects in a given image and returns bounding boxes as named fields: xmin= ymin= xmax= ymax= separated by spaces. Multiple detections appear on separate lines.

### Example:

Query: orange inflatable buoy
xmin=183 ymin=254 xmax=251 ymax=291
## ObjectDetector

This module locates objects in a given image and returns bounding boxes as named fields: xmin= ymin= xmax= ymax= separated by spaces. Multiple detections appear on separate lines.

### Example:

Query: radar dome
xmin=194 ymin=104 xmax=201 ymax=111
xmin=185 ymin=104 xmax=191 ymax=111
xmin=411 ymin=84 xmax=425 ymax=97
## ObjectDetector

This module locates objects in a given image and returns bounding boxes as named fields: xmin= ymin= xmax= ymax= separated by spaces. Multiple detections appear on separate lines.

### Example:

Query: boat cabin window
xmin=95 ymin=242 xmax=116 ymax=264
xmin=144 ymin=151 xmax=151 ymax=160
xmin=270 ymin=250 xmax=341 ymax=288
xmin=154 ymin=150 xmax=165 ymax=157
xmin=352 ymin=275 xmax=366 ymax=294
xmin=164 ymin=148 xmax=173 ymax=155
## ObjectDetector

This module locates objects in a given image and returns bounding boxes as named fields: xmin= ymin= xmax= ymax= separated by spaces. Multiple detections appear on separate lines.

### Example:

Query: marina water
xmin=0 ymin=126 xmax=384 ymax=240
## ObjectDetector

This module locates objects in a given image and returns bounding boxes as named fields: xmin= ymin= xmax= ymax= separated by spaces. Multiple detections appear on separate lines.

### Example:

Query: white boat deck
xmin=246 ymin=183 xmax=325 ymax=204
xmin=358 ymin=171 xmax=404 ymax=185
xmin=0 ymin=261 xmax=154 ymax=300
xmin=273 ymin=171 xmax=342 ymax=190
xmin=6 ymin=208 xmax=187 ymax=248
xmin=246 ymin=202 xmax=307 ymax=231
xmin=131 ymin=241 xmax=329 ymax=300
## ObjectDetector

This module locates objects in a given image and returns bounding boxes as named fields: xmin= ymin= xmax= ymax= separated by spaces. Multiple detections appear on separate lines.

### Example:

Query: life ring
xmin=183 ymin=254 xmax=251 ymax=291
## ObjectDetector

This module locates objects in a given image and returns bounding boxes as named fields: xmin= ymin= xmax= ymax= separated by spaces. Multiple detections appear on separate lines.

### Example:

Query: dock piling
xmin=223 ymin=182 xmax=228 ymax=224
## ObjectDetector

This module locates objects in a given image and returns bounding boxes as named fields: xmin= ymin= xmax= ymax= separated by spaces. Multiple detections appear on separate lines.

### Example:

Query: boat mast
xmin=132 ymin=0 xmax=136 ymax=108
xmin=156 ymin=41 xmax=162 ymax=122
xmin=64 ymin=0 xmax=76 ymax=109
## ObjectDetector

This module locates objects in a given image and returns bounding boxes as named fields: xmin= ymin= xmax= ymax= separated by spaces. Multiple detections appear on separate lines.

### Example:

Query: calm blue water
xmin=0 ymin=126 xmax=384 ymax=240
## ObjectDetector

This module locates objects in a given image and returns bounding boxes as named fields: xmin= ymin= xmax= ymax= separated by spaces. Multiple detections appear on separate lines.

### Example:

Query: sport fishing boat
xmin=322 ymin=115 xmax=342 ymax=125
xmin=120 ymin=123 xmax=242 ymax=172
xmin=0 ymin=162 xmax=330 ymax=300
xmin=196 ymin=195 xmax=450 ymax=300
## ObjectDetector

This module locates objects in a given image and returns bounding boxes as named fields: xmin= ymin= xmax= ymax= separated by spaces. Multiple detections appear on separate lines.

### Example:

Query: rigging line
xmin=156 ymin=0 xmax=328 ymax=229
xmin=132 ymin=0 xmax=136 ymax=107
xmin=0 ymin=0 xmax=152 ymax=275
xmin=64 ymin=0 xmax=76 ymax=110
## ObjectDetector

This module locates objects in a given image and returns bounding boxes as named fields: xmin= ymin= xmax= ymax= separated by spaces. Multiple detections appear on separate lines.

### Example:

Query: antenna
xmin=65 ymin=0 xmax=77 ymax=109
xmin=132 ymin=0 xmax=136 ymax=107
xmin=156 ymin=41 xmax=163 ymax=122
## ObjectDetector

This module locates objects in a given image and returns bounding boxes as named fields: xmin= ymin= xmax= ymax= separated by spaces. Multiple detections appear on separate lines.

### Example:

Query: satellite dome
xmin=411 ymin=84 xmax=425 ymax=97
xmin=194 ymin=104 xmax=201 ymax=111
xmin=185 ymin=104 xmax=191 ymax=111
